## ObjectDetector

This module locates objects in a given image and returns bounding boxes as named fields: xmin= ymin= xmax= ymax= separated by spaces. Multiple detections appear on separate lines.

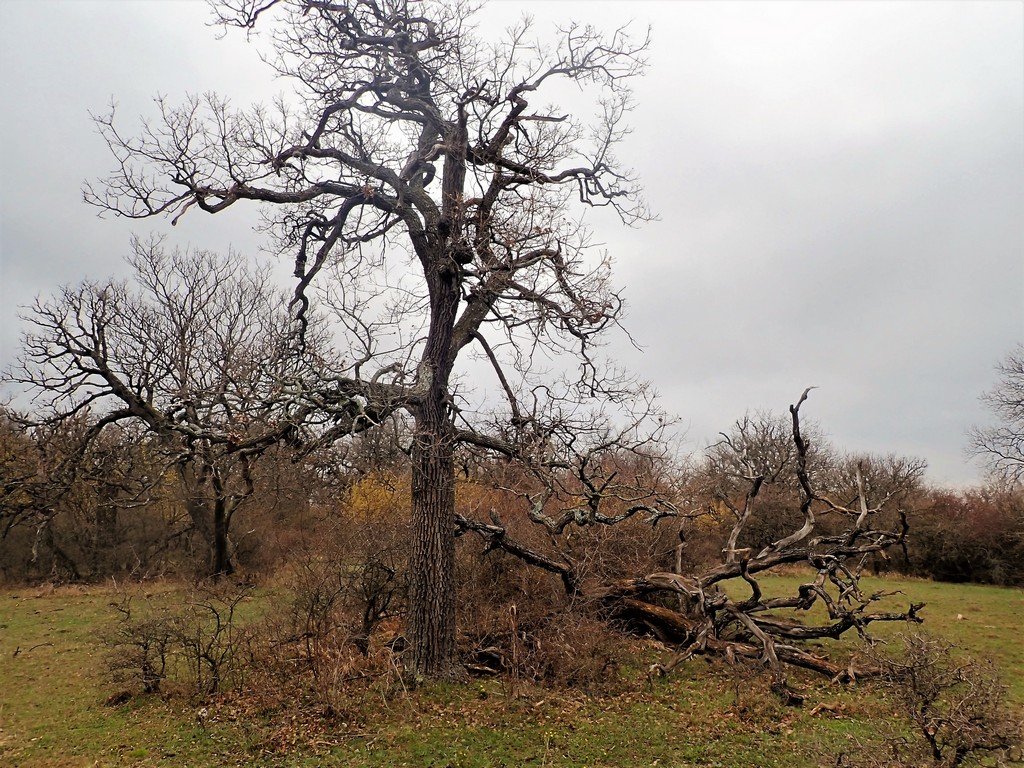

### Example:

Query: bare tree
xmin=86 ymin=0 xmax=651 ymax=676
xmin=0 ymin=408 xmax=88 ymax=579
xmin=970 ymin=344 xmax=1024 ymax=485
xmin=8 ymin=239 xmax=326 ymax=577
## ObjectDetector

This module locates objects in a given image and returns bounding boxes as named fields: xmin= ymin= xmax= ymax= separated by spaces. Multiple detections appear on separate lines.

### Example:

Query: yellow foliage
xmin=338 ymin=474 xmax=522 ymax=522
xmin=344 ymin=473 xmax=407 ymax=521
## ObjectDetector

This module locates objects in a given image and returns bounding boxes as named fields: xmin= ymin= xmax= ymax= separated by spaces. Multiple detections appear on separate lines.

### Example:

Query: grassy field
xmin=1 ymin=575 xmax=1021 ymax=767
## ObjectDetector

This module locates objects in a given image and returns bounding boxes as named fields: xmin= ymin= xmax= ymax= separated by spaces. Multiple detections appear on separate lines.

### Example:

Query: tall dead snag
xmin=86 ymin=0 xmax=650 ymax=676
xmin=456 ymin=390 xmax=926 ymax=702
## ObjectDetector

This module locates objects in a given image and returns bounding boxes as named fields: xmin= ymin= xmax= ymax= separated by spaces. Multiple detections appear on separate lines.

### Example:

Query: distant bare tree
xmin=86 ymin=0 xmax=652 ymax=676
xmin=971 ymin=344 xmax=1024 ymax=485
xmin=8 ymin=239 xmax=327 ymax=577
xmin=0 ymin=408 xmax=86 ymax=579
xmin=695 ymin=411 xmax=830 ymax=558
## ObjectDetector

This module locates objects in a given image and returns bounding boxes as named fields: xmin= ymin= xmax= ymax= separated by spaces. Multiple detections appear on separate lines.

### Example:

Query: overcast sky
xmin=0 ymin=0 xmax=1021 ymax=485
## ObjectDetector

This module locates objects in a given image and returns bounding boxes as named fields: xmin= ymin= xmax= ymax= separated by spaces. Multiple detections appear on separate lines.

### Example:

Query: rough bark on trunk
xmin=409 ymin=403 xmax=457 ymax=677
xmin=408 ymin=235 xmax=462 ymax=677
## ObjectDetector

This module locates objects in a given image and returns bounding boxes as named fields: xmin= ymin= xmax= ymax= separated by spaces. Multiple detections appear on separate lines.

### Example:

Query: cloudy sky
xmin=0 ymin=0 xmax=1021 ymax=485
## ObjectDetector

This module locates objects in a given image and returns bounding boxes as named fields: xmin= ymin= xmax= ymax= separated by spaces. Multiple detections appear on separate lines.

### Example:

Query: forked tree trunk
xmin=179 ymin=463 xmax=235 ymax=579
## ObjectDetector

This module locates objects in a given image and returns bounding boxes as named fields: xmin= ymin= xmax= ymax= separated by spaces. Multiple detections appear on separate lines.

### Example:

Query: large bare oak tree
xmin=86 ymin=0 xmax=652 ymax=676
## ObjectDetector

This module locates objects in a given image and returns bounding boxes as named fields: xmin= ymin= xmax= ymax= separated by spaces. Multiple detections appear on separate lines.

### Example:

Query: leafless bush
xmin=104 ymin=593 xmax=176 ymax=694
xmin=175 ymin=582 xmax=254 ymax=694
xmin=527 ymin=611 xmax=634 ymax=690
xmin=457 ymin=536 xmax=641 ymax=691
xmin=461 ymin=603 xmax=633 ymax=692
xmin=103 ymin=580 xmax=254 ymax=697
xmin=245 ymin=582 xmax=409 ymax=718
xmin=280 ymin=500 xmax=408 ymax=663
xmin=350 ymin=559 xmax=402 ymax=655
xmin=282 ymin=554 xmax=351 ymax=673
xmin=870 ymin=633 xmax=1021 ymax=767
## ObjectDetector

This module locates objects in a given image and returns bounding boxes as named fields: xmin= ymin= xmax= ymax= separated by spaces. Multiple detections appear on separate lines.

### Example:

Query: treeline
xmin=1 ymin=245 xmax=1019 ymax=590
xmin=908 ymin=487 xmax=1024 ymax=585
xmin=3 ymin=405 xmax=1021 ymax=587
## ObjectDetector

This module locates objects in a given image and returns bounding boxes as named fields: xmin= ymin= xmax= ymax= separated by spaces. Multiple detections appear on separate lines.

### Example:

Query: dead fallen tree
xmin=456 ymin=390 xmax=925 ymax=703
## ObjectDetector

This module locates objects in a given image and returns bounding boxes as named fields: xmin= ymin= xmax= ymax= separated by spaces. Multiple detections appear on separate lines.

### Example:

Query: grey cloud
xmin=1 ymin=0 xmax=1020 ymax=485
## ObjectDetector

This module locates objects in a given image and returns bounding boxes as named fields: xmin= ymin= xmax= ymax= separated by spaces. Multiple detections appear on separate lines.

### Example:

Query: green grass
xmin=1 ymin=575 xmax=1021 ymax=767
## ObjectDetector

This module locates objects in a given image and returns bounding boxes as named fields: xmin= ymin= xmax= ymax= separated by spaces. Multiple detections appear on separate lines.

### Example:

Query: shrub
xmin=174 ymin=582 xmax=254 ymax=694
xmin=105 ymin=593 xmax=176 ymax=694
xmin=871 ymin=633 xmax=1021 ymax=767
xmin=103 ymin=580 xmax=254 ymax=697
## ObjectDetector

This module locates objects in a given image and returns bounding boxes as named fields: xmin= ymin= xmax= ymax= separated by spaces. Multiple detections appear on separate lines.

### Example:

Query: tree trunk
xmin=40 ymin=523 xmax=81 ymax=581
xmin=92 ymin=501 xmax=118 ymax=575
xmin=408 ymin=242 xmax=462 ymax=677
xmin=406 ymin=123 xmax=469 ymax=677
xmin=212 ymin=497 xmax=234 ymax=578
xmin=178 ymin=462 xmax=234 ymax=579
xmin=409 ymin=403 xmax=458 ymax=677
